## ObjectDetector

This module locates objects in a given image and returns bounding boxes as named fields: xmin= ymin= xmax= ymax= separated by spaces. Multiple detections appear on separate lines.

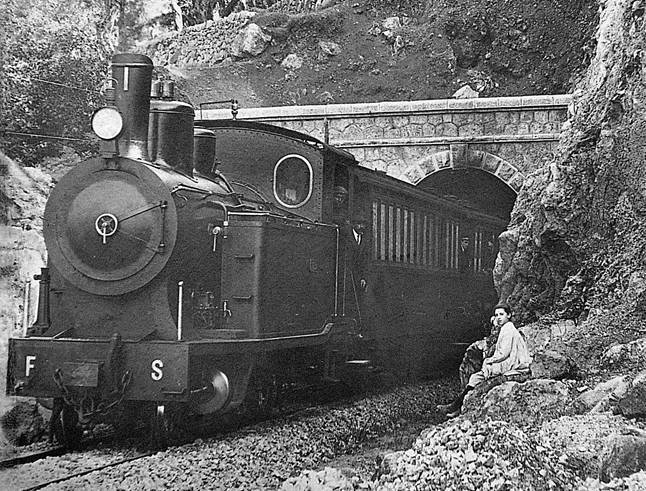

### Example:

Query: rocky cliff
xmin=496 ymin=0 xmax=646 ymax=367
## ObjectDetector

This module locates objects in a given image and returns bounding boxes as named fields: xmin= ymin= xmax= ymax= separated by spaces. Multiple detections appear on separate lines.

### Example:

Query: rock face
xmin=0 ymin=153 xmax=48 ymax=422
xmin=497 ymin=0 xmax=646 ymax=334
xmin=530 ymin=349 xmax=578 ymax=379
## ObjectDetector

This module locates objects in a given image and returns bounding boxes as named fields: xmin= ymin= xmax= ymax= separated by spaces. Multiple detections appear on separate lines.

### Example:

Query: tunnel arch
xmin=393 ymin=148 xmax=523 ymax=221
xmin=398 ymin=148 xmax=525 ymax=194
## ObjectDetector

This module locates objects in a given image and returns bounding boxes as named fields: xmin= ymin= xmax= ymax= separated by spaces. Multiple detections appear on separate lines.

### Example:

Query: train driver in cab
xmin=332 ymin=185 xmax=350 ymax=227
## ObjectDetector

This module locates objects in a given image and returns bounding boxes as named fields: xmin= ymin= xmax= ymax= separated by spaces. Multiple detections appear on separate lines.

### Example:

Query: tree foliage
xmin=0 ymin=0 xmax=114 ymax=165
xmin=179 ymin=0 xmax=225 ymax=25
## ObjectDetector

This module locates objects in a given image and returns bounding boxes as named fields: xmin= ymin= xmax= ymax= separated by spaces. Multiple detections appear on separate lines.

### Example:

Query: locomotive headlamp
xmin=91 ymin=107 xmax=123 ymax=140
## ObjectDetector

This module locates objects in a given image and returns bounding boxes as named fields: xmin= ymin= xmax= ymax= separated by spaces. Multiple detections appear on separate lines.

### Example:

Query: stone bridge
xmin=201 ymin=94 xmax=572 ymax=195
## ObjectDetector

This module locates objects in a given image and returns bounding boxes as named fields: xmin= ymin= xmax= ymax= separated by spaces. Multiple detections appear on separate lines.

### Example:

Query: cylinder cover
xmin=44 ymin=158 xmax=178 ymax=296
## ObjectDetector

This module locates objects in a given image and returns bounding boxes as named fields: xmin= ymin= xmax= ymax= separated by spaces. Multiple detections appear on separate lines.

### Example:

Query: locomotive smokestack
xmin=110 ymin=53 xmax=153 ymax=160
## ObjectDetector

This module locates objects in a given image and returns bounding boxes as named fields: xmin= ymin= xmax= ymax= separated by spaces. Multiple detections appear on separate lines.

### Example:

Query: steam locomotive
xmin=6 ymin=54 xmax=505 ymax=446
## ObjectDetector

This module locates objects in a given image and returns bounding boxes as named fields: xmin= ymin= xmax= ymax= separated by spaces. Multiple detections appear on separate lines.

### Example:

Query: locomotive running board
xmin=186 ymin=321 xmax=346 ymax=356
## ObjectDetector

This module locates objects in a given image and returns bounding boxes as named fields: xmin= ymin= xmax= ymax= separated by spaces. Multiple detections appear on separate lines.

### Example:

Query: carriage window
xmin=273 ymin=154 xmax=312 ymax=208
xmin=444 ymin=220 xmax=459 ymax=269
xmin=474 ymin=229 xmax=483 ymax=272
xmin=373 ymin=199 xmax=443 ymax=268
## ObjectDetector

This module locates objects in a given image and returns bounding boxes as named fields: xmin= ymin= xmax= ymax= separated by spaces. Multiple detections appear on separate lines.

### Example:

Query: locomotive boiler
xmin=6 ymin=53 xmax=506 ymax=446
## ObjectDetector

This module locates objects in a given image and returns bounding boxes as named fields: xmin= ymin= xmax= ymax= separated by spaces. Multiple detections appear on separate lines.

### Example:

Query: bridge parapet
xmin=200 ymin=94 xmax=572 ymax=192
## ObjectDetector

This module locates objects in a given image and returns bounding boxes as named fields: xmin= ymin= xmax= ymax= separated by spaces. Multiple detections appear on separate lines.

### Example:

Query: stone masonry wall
xmin=201 ymin=94 xmax=571 ymax=191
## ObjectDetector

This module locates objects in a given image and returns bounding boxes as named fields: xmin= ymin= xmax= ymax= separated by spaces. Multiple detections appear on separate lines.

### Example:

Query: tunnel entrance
xmin=416 ymin=168 xmax=517 ymax=222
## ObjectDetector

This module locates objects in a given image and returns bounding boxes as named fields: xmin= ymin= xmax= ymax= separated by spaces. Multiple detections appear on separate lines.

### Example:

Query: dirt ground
xmin=176 ymin=0 xmax=598 ymax=109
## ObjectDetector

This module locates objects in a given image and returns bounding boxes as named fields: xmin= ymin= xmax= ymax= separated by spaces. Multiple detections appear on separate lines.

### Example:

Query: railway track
xmin=0 ymin=445 xmax=67 ymax=469
xmin=1 ymin=379 xmax=454 ymax=490
xmin=17 ymin=450 xmax=156 ymax=491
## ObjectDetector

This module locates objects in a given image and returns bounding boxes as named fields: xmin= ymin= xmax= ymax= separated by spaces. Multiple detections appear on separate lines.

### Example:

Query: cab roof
xmin=194 ymin=118 xmax=358 ymax=166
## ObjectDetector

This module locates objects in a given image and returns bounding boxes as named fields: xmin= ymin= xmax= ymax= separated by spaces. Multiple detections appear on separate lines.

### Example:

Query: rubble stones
xmin=281 ymin=466 xmax=355 ymax=490
xmin=375 ymin=419 xmax=580 ymax=490
xmin=145 ymin=13 xmax=256 ymax=67
xmin=0 ymin=380 xmax=454 ymax=490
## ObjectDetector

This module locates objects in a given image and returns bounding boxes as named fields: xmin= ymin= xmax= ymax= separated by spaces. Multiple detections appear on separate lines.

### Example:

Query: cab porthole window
xmin=273 ymin=154 xmax=313 ymax=208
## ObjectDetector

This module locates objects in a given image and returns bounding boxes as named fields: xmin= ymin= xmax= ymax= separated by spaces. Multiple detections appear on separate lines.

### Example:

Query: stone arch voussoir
xmin=404 ymin=148 xmax=525 ymax=194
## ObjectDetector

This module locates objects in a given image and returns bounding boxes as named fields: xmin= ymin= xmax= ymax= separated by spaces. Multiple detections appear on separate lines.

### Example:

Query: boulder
xmin=230 ymin=23 xmax=271 ymax=58
xmin=601 ymin=338 xmax=646 ymax=369
xmin=600 ymin=431 xmax=646 ymax=482
xmin=452 ymin=85 xmax=479 ymax=99
xmin=381 ymin=17 xmax=401 ymax=40
xmin=281 ymin=54 xmax=303 ymax=71
xmin=463 ymin=379 xmax=571 ymax=427
xmin=616 ymin=371 xmax=646 ymax=417
xmin=379 ymin=450 xmax=404 ymax=475
xmin=382 ymin=17 xmax=401 ymax=31
xmin=573 ymin=375 xmax=630 ymax=413
xmin=318 ymin=40 xmax=341 ymax=56
xmin=0 ymin=401 xmax=46 ymax=446
xmin=530 ymin=349 xmax=578 ymax=379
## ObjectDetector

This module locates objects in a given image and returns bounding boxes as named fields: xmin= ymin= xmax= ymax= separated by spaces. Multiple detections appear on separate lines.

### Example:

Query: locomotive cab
xmin=194 ymin=119 xmax=359 ymax=225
